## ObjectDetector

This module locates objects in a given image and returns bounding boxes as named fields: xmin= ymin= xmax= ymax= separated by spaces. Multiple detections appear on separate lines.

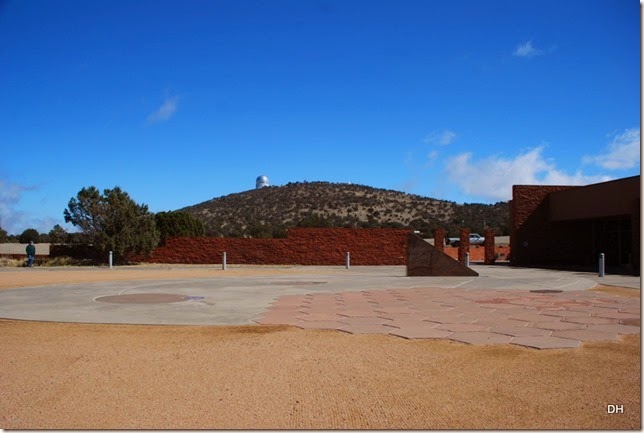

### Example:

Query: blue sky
xmin=0 ymin=0 xmax=640 ymax=235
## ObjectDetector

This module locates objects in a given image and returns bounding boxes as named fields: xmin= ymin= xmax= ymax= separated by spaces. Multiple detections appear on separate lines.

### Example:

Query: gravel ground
xmin=0 ymin=265 xmax=640 ymax=429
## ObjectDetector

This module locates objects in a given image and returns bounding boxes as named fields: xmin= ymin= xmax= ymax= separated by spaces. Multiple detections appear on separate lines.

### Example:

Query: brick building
xmin=510 ymin=176 xmax=640 ymax=275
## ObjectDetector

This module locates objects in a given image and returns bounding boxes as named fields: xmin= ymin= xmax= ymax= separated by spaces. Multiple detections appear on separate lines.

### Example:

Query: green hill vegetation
xmin=181 ymin=181 xmax=509 ymax=239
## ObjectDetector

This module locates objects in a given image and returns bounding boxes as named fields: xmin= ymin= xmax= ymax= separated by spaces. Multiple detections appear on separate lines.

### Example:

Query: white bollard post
xmin=109 ymin=251 xmax=113 ymax=269
xmin=222 ymin=252 xmax=227 ymax=271
xmin=346 ymin=252 xmax=350 ymax=269
xmin=465 ymin=252 xmax=470 ymax=267
xmin=599 ymin=253 xmax=605 ymax=277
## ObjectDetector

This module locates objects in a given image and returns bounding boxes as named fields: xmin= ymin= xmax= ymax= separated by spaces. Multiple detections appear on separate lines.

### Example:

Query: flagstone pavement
xmin=254 ymin=287 xmax=640 ymax=349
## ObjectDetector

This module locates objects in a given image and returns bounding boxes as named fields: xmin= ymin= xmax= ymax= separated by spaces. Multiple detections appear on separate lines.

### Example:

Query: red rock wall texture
xmin=484 ymin=228 xmax=496 ymax=265
xmin=458 ymin=228 xmax=470 ymax=263
xmin=142 ymin=228 xmax=411 ymax=265
xmin=510 ymin=185 xmax=580 ymax=267
xmin=442 ymin=245 xmax=510 ymax=262
xmin=433 ymin=228 xmax=445 ymax=253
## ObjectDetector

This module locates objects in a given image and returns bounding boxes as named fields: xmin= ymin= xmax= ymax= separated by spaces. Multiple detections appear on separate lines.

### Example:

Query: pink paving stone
xmin=530 ymin=320 xmax=588 ymax=331
xmin=618 ymin=307 xmax=641 ymax=314
xmin=337 ymin=303 xmax=376 ymax=309
xmin=303 ymin=301 xmax=343 ymax=307
xmin=474 ymin=317 xmax=517 ymax=327
xmin=540 ymin=309 xmax=592 ymax=318
xmin=586 ymin=324 xmax=641 ymax=335
xmin=297 ymin=312 xmax=343 ymax=321
xmin=382 ymin=318 xmax=439 ymax=329
xmin=374 ymin=306 xmax=420 ymax=314
xmin=566 ymin=305 xmax=615 ymax=314
xmin=425 ymin=314 xmax=479 ymax=324
xmin=562 ymin=316 xmax=616 ymax=325
xmin=388 ymin=326 xmax=453 ymax=340
xmin=590 ymin=297 xmax=619 ymax=303
xmin=552 ymin=329 xmax=620 ymax=341
xmin=478 ymin=303 xmax=523 ymax=310
xmin=448 ymin=332 xmax=513 ymax=345
xmin=377 ymin=311 xmax=426 ymax=320
xmin=553 ymin=299 xmax=593 ymax=306
xmin=508 ymin=312 xmax=553 ymax=323
xmin=504 ymin=299 xmax=546 ymax=307
xmin=338 ymin=316 xmax=393 ymax=325
xmin=337 ymin=324 xmax=393 ymax=335
xmin=337 ymin=309 xmax=380 ymax=317
xmin=452 ymin=301 xmax=485 ymax=310
xmin=488 ymin=326 xmax=552 ymax=337
xmin=510 ymin=336 xmax=581 ymax=349
xmin=435 ymin=323 xmax=491 ymax=332
xmin=292 ymin=320 xmax=344 ymax=330
xmin=593 ymin=311 xmax=640 ymax=320
xmin=299 ymin=306 xmax=344 ymax=314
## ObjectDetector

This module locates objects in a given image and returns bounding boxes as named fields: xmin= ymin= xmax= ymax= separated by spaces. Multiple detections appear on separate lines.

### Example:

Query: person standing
xmin=26 ymin=241 xmax=36 ymax=267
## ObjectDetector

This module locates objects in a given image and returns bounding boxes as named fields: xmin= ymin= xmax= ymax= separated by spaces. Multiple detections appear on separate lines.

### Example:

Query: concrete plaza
xmin=0 ymin=264 xmax=639 ymax=349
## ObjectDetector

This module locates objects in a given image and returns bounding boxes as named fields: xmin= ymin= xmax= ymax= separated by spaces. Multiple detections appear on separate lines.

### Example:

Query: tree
xmin=0 ymin=226 xmax=8 ymax=243
xmin=155 ymin=211 xmax=205 ymax=243
xmin=19 ymin=228 xmax=40 ymax=244
xmin=64 ymin=186 xmax=160 ymax=263
xmin=49 ymin=224 xmax=69 ymax=244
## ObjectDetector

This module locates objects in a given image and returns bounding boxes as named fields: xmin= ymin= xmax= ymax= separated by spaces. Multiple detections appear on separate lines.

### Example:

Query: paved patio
xmin=255 ymin=286 xmax=640 ymax=349
xmin=0 ymin=264 xmax=639 ymax=349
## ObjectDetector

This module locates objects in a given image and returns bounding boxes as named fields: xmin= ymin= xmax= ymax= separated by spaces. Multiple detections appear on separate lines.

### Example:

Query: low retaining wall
xmin=0 ymin=243 xmax=50 ymax=256
xmin=141 ymin=228 xmax=411 ymax=265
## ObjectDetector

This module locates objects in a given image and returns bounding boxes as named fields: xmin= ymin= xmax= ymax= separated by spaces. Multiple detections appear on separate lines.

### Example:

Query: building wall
xmin=510 ymin=185 xmax=579 ymax=267
xmin=141 ymin=228 xmax=411 ymax=265
xmin=510 ymin=178 xmax=640 ymax=274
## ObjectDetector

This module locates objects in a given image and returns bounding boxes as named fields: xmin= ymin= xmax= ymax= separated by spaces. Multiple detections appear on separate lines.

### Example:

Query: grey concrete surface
xmin=0 ymin=265 xmax=639 ymax=326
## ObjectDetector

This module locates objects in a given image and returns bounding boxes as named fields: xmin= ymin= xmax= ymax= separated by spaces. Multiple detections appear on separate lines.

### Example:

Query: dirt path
xmin=0 ymin=266 xmax=640 ymax=429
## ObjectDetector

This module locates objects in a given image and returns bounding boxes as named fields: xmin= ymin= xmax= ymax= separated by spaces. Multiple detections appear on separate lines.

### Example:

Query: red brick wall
xmin=458 ymin=228 xmax=470 ymax=263
xmin=141 ymin=228 xmax=411 ymax=265
xmin=484 ymin=228 xmax=496 ymax=265
xmin=510 ymin=185 xmax=583 ymax=267
xmin=442 ymin=245 xmax=510 ymax=262
xmin=433 ymin=228 xmax=445 ymax=253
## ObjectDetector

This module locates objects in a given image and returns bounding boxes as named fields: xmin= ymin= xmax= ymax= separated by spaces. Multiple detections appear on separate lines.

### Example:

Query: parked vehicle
xmin=446 ymin=233 xmax=485 ymax=247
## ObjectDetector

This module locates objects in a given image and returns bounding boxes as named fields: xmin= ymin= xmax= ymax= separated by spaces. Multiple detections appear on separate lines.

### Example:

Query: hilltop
xmin=181 ymin=181 xmax=509 ymax=238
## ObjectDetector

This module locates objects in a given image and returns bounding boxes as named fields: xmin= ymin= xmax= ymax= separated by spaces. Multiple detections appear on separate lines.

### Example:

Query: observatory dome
xmin=256 ymin=175 xmax=269 ymax=189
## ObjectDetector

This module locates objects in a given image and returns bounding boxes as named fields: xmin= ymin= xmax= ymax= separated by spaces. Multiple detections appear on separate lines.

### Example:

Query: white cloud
xmin=425 ymin=150 xmax=439 ymax=167
xmin=146 ymin=96 xmax=179 ymax=124
xmin=0 ymin=180 xmax=32 ymax=234
xmin=513 ymin=40 xmax=543 ymax=58
xmin=445 ymin=147 xmax=612 ymax=201
xmin=424 ymin=130 xmax=457 ymax=146
xmin=583 ymin=128 xmax=640 ymax=170
xmin=0 ymin=180 xmax=69 ymax=235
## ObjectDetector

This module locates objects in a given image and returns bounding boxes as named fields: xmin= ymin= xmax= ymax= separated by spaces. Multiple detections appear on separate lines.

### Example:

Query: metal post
xmin=599 ymin=253 xmax=605 ymax=277
xmin=346 ymin=252 xmax=350 ymax=269
xmin=109 ymin=251 xmax=113 ymax=269
xmin=465 ymin=252 xmax=470 ymax=267
xmin=222 ymin=252 xmax=227 ymax=271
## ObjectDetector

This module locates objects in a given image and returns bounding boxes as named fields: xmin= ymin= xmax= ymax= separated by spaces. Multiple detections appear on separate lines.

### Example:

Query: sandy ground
xmin=0 ymin=266 xmax=640 ymax=429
